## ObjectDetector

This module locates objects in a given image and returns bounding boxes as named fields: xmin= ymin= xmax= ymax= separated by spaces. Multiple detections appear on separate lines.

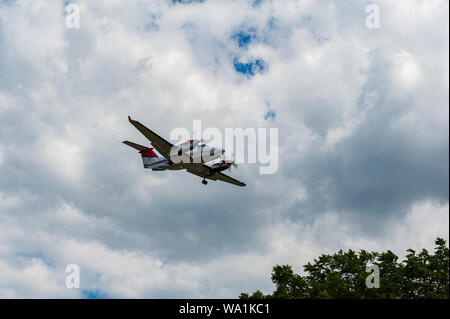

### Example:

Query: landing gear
xmin=202 ymin=179 xmax=208 ymax=185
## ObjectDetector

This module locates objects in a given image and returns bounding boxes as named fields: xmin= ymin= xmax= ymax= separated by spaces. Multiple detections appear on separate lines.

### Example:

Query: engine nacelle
xmin=210 ymin=160 xmax=233 ymax=172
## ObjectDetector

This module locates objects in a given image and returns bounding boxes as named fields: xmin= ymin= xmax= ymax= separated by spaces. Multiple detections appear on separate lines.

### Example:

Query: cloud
xmin=0 ymin=0 xmax=448 ymax=297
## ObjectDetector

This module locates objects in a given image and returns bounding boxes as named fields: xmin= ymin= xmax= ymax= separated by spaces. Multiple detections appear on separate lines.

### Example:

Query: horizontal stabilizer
xmin=122 ymin=140 xmax=149 ymax=151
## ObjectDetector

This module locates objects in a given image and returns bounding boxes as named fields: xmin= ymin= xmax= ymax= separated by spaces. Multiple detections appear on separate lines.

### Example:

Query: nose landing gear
xmin=202 ymin=179 xmax=208 ymax=185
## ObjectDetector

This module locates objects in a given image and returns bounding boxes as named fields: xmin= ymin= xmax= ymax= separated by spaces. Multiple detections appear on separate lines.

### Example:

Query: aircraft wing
xmin=187 ymin=164 xmax=246 ymax=187
xmin=208 ymin=172 xmax=246 ymax=187
xmin=127 ymin=116 xmax=173 ymax=158
xmin=186 ymin=165 xmax=211 ymax=178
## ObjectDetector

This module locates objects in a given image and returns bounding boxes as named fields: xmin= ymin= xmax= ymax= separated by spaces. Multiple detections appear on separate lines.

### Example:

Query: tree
xmin=240 ymin=238 xmax=449 ymax=299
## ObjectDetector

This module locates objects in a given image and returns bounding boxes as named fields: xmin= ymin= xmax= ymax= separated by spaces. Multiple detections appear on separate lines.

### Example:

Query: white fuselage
xmin=169 ymin=142 xmax=223 ymax=165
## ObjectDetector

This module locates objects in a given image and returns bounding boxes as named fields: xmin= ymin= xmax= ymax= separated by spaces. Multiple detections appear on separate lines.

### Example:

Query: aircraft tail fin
xmin=139 ymin=148 xmax=158 ymax=158
xmin=123 ymin=140 xmax=160 ymax=168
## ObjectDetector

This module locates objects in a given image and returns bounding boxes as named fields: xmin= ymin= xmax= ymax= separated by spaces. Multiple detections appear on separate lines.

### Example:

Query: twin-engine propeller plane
xmin=123 ymin=116 xmax=246 ymax=187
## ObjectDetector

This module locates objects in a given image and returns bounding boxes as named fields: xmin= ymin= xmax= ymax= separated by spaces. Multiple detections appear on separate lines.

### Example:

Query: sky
xmin=0 ymin=0 xmax=448 ymax=298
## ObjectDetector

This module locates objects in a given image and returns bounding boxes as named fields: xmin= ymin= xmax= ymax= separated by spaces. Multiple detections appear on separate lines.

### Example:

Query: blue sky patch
xmin=264 ymin=102 xmax=276 ymax=120
xmin=82 ymin=290 xmax=109 ymax=299
xmin=232 ymin=28 xmax=257 ymax=48
xmin=233 ymin=57 xmax=266 ymax=76
xmin=264 ymin=110 xmax=276 ymax=120
xmin=252 ymin=0 xmax=263 ymax=7
xmin=172 ymin=0 xmax=204 ymax=4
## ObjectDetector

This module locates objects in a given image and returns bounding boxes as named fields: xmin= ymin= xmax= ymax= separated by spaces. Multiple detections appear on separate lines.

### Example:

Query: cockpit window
xmin=201 ymin=144 xmax=206 ymax=147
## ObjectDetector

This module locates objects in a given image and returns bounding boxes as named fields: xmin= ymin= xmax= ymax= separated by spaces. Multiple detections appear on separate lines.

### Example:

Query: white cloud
xmin=1 ymin=198 xmax=446 ymax=298
xmin=391 ymin=50 xmax=423 ymax=91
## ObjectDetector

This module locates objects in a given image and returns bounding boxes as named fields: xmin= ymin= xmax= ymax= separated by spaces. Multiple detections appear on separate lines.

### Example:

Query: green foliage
xmin=239 ymin=290 xmax=266 ymax=299
xmin=240 ymin=238 xmax=449 ymax=299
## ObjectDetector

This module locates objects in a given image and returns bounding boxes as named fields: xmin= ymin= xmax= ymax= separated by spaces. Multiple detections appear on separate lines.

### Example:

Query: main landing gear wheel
xmin=202 ymin=179 xmax=208 ymax=185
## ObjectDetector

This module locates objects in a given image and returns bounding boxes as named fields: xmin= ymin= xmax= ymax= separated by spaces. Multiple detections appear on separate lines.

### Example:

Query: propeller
xmin=216 ymin=149 xmax=239 ymax=170
xmin=225 ymin=153 xmax=238 ymax=171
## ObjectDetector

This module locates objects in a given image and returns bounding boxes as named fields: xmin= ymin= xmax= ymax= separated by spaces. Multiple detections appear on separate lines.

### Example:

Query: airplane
xmin=122 ymin=116 xmax=246 ymax=187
